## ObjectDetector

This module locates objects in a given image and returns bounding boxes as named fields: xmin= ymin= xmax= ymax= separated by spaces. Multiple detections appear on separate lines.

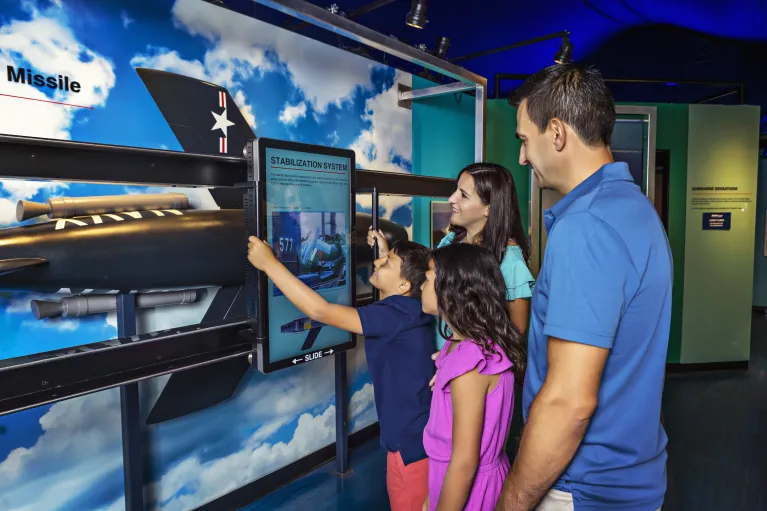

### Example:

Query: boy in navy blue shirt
xmin=248 ymin=234 xmax=435 ymax=511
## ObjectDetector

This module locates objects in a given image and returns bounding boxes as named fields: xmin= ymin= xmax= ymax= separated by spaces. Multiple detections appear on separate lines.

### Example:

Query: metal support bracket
xmin=398 ymin=81 xmax=477 ymax=104
xmin=397 ymin=83 xmax=412 ymax=110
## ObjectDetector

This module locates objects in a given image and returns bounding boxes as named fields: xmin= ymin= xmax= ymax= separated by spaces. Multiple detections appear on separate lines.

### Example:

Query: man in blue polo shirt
xmin=497 ymin=64 xmax=672 ymax=511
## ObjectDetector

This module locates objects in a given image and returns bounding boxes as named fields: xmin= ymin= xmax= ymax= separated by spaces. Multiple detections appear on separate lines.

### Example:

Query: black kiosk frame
xmin=244 ymin=137 xmax=357 ymax=374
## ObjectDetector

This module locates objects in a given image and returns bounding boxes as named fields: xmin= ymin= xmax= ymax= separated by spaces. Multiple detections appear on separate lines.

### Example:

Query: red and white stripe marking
xmin=219 ymin=90 xmax=227 ymax=153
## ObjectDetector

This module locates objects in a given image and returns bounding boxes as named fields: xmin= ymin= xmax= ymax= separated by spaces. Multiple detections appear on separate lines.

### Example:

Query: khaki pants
xmin=536 ymin=489 xmax=661 ymax=511
xmin=536 ymin=489 xmax=575 ymax=511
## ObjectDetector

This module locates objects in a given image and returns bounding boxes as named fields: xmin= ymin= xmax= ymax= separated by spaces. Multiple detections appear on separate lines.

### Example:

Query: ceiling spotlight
xmin=327 ymin=3 xmax=339 ymax=14
xmin=435 ymin=36 xmax=450 ymax=59
xmin=406 ymin=0 xmax=428 ymax=29
xmin=554 ymin=32 xmax=573 ymax=64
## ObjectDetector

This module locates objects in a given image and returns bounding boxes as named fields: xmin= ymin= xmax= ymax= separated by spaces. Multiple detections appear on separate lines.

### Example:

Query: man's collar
xmin=544 ymin=162 xmax=632 ymax=232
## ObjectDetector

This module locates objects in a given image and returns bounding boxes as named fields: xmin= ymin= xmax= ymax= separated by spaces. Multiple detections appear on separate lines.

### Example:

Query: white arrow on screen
xmin=292 ymin=358 xmax=301 ymax=364
xmin=325 ymin=349 xmax=334 ymax=355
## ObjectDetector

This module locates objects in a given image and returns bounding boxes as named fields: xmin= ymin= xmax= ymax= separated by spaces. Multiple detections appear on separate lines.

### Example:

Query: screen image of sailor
xmin=270 ymin=211 xmax=348 ymax=297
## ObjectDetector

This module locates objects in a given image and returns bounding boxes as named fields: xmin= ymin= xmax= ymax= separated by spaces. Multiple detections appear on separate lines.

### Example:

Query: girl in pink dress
xmin=419 ymin=243 xmax=526 ymax=511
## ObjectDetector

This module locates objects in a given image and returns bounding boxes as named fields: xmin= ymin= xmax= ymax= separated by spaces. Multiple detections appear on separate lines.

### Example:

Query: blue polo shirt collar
xmin=543 ymin=162 xmax=633 ymax=233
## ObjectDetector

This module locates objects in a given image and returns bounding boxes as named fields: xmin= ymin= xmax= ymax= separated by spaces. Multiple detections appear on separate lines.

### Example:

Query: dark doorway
xmin=655 ymin=150 xmax=670 ymax=232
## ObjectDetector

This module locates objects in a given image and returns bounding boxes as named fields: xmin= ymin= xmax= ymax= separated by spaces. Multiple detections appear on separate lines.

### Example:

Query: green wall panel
xmin=486 ymin=100 xmax=529 ymax=232
xmin=753 ymin=157 xmax=767 ymax=308
xmin=680 ymin=105 xmax=761 ymax=363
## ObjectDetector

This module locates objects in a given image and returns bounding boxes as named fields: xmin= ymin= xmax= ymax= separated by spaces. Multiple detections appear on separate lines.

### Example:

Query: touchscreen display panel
xmin=264 ymin=146 xmax=353 ymax=365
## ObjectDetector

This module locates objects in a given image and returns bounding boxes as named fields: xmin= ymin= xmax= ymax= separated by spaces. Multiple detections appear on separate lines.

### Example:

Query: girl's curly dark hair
xmin=432 ymin=243 xmax=526 ymax=379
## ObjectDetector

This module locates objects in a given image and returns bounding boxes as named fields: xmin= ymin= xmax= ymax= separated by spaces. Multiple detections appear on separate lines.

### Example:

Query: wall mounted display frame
xmin=245 ymin=137 xmax=357 ymax=373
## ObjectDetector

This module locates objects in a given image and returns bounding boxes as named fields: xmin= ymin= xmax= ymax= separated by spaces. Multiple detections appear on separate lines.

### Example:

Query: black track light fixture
xmin=406 ymin=0 xmax=428 ymax=29
xmin=435 ymin=36 xmax=450 ymax=59
xmin=554 ymin=32 xmax=573 ymax=64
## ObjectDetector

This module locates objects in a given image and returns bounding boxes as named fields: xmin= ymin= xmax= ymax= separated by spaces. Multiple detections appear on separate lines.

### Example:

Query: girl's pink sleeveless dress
xmin=423 ymin=339 xmax=515 ymax=511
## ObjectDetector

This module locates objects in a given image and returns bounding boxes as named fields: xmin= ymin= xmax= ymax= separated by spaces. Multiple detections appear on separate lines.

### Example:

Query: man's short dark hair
xmin=509 ymin=63 xmax=616 ymax=147
xmin=390 ymin=240 xmax=431 ymax=300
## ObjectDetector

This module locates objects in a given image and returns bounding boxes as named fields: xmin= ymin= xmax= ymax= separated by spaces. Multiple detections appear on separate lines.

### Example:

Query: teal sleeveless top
xmin=435 ymin=232 xmax=535 ymax=349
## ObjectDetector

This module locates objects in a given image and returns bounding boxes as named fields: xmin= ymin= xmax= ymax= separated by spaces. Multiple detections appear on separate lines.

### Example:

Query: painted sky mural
xmin=0 ymin=0 xmax=412 ymax=509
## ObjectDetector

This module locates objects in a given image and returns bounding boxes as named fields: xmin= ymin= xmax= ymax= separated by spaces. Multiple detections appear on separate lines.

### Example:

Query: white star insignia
xmin=211 ymin=108 xmax=235 ymax=138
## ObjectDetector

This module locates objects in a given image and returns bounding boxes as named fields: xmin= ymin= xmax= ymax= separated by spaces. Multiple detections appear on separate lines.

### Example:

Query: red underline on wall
xmin=0 ymin=93 xmax=94 ymax=110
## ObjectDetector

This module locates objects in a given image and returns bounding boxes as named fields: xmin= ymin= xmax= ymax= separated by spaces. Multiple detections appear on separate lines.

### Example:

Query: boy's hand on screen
xmin=429 ymin=351 xmax=439 ymax=391
xmin=367 ymin=227 xmax=389 ymax=257
xmin=247 ymin=236 xmax=276 ymax=270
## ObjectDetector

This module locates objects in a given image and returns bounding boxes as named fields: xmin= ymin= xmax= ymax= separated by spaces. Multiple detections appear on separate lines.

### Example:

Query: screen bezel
xmin=255 ymin=137 xmax=357 ymax=373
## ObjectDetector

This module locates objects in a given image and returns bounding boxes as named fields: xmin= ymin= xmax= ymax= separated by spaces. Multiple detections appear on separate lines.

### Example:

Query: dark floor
xmin=246 ymin=313 xmax=767 ymax=511
xmin=662 ymin=312 xmax=767 ymax=511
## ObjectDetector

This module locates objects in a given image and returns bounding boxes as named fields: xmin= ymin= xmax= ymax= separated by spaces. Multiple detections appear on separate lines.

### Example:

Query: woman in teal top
xmin=434 ymin=163 xmax=535 ymax=349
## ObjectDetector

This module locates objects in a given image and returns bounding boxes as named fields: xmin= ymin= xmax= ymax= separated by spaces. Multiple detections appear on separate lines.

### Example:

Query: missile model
xmin=0 ymin=199 xmax=402 ymax=294
xmin=0 ymin=67 xmax=410 ymax=424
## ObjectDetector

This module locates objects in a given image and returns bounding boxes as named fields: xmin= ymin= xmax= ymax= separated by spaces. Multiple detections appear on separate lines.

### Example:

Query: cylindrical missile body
xmin=16 ymin=193 xmax=189 ymax=221
xmin=0 ymin=208 xmax=408 ymax=293
xmin=0 ymin=209 xmax=244 ymax=292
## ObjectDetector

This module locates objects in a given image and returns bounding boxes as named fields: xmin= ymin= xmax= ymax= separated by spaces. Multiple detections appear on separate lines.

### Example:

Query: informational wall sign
xmin=681 ymin=104 xmax=760 ymax=364
xmin=702 ymin=212 xmax=731 ymax=230
xmin=690 ymin=185 xmax=753 ymax=212
xmin=251 ymin=138 xmax=356 ymax=373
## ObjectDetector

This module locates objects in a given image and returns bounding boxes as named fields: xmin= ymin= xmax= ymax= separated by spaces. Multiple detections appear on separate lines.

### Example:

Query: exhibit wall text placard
xmin=681 ymin=104 xmax=761 ymax=363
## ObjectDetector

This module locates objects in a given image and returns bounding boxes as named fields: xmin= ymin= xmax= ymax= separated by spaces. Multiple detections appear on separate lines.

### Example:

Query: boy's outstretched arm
xmin=248 ymin=236 xmax=363 ymax=335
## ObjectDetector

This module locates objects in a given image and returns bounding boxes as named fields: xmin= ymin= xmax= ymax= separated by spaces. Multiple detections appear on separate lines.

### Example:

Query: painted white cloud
xmin=167 ymin=0 xmax=377 ymax=113
xmin=348 ymin=383 xmax=377 ymax=432
xmin=20 ymin=317 xmax=79 ymax=332
xmin=0 ymin=390 xmax=123 ymax=511
xmin=121 ymin=10 xmax=134 ymax=28
xmin=0 ymin=3 xmax=115 ymax=139
xmin=234 ymin=89 xmax=257 ymax=129
xmin=154 ymin=404 xmax=336 ymax=511
xmin=346 ymin=336 xmax=369 ymax=378
xmin=351 ymin=71 xmax=412 ymax=173
xmin=130 ymin=47 xmax=207 ymax=81
xmin=0 ymin=197 xmax=17 ymax=227
xmin=0 ymin=179 xmax=71 ymax=226
xmin=0 ymin=180 xmax=68 ymax=201
xmin=242 ymin=357 xmax=336 ymax=421
xmin=278 ymin=101 xmax=307 ymax=126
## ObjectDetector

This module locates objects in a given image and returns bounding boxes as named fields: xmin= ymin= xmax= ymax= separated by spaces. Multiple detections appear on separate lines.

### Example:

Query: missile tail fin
xmin=0 ymin=258 xmax=48 ymax=276
xmin=301 ymin=327 xmax=323 ymax=351
xmin=145 ymin=356 xmax=250 ymax=425
xmin=135 ymin=67 xmax=254 ymax=157
xmin=146 ymin=285 xmax=248 ymax=424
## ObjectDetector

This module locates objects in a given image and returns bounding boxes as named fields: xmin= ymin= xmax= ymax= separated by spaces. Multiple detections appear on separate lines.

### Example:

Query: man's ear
xmin=550 ymin=118 xmax=567 ymax=152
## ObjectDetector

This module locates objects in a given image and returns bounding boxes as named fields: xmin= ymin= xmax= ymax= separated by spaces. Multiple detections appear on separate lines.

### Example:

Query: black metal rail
xmin=0 ymin=134 xmax=455 ymax=416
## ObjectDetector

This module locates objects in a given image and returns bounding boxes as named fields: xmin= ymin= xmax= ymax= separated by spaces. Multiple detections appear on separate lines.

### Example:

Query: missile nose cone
xmin=31 ymin=300 xmax=64 ymax=320
xmin=16 ymin=200 xmax=51 ymax=222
